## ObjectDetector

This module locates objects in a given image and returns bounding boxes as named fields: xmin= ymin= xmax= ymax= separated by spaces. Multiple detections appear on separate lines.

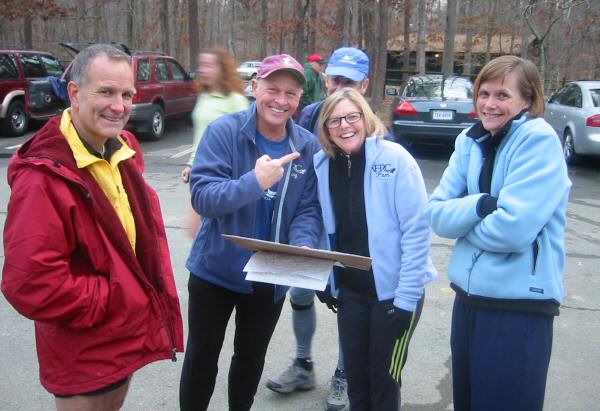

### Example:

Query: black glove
xmin=393 ymin=306 xmax=413 ymax=338
xmin=476 ymin=194 xmax=498 ymax=218
xmin=316 ymin=285 xmax=338 ymax=313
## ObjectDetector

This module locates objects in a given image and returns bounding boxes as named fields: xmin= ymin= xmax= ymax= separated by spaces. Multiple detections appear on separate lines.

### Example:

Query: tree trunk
xmin=23 ymin=16 xmax=33 ymax=48
xmin=294 ymin=0 xmax=304 ymax=59
xmin=485 ymin=0 xmax=497 ymax=63
xmin=127 ymin=0 xmax=135 ymax=49
xmin=402 ymin=0 xmax=412 ymax=81
xmin=188 ymin=0 xmax=199 ymax=71
xmin=308 ymin=0 xmax=317 ymax=54
xmin=351 ymin=0 xmax=359 ymax=46
xmin=416 ymin=0 xmax=427 ymax=75
xmin=261 ymin=1 xmax=268 ymax=57
xmin=371 ymin=0 xmax=389 ymax=109
xmin=335 ymin=0 xmax=346 ymax=48
xmin=442 ymin=0 xmax=457 ymax=75
xmin=463 ymin=0 xmax=473 ymax=76
xmin=160 ymin=0 xmax=170 ymax=54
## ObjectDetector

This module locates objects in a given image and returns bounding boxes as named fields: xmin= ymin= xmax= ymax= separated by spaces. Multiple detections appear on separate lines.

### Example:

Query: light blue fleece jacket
xmin=424 ymin=114 xmax=571 ymax=303
xmin=314 ymin=137 xmax=437 ymax=312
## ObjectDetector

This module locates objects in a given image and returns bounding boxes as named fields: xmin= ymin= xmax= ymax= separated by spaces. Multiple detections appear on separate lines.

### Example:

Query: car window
xmin=168 ymin=60 xmax=186 ymax=81
xmin=137 ymin=59 xmax=150 ymax=81
xmin=561 ymin=86 xmax=582 ymax=108
xmin=155 ymin=60 xmax=170 ymax=81
xmin=548 ymin=86 xmax=567 ymax=104
xmin=39 ymin=55 xmax=63 ymax=77
xmin=405 ymin=77 xmax=472 ymax=99
xmin=20 ymin=54 xmax=46 ymax=77
xmin=0 ymin=54 xmax=18 ymax=79
xmin=589 ymin=89 xmax=600 ymax=107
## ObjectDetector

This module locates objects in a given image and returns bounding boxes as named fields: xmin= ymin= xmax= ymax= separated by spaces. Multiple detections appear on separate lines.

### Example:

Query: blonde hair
xmin=474 ymin=55 xmax=545 ymax=116
xmin=318 ymin=88 xmax=387 ymax=158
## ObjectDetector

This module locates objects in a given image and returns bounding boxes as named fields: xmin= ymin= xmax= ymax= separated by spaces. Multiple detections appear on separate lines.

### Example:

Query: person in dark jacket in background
xmin=1 ymin=44 xmax=184 ymax=411
xmin=299 ymin=53 xmax=326 ymax=113
xmin=424 ymin=55 xmax=571 ymax=411
xmin=179 ymin=53 xmax=322 ymax=411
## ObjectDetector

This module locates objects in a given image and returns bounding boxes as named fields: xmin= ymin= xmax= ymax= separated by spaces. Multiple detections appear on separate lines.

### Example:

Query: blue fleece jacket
xmin=424 ymin=114 xmax=571 ymax=304
xmin=187 ymin=103 xmax=323 ymax=301
xmin=314 ymin=137 xmax=437 ymax=312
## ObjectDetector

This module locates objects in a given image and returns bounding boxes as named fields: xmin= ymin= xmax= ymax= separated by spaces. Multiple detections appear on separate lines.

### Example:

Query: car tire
xmin=562 ymin=129 xmax=578 ymax=165
xmin=250 ymin=73 xmax=257 ymax=80
xmin=1 ymin=101 xmax=29 ymax=137
xmin=144 ymin=105 xmax=165 ymax=141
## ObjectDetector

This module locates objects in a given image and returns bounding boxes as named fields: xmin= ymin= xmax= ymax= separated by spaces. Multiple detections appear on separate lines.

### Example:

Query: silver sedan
xmin=545 ymin=80 xmax=600 ymax=164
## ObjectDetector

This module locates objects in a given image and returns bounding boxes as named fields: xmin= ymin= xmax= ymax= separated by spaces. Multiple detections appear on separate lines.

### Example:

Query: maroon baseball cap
xmin=308 ymin=53 xmax=325 ymax=64
xmin=257 ymin=54 xmax=306 ymax=85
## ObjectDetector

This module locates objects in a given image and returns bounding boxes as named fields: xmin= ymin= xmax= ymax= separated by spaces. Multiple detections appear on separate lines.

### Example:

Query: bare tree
xmin=371 ymin=0 xmax=389 ymax=108
xmin=189 ymin=0 xmax=199 ymax=70
xmin=416 ymin=0 xmax=427 ymax=75
xmin=402 ymin=0 xmax=412 ymax=80
xmin=442 ymin=0 xmax=458 ymax=75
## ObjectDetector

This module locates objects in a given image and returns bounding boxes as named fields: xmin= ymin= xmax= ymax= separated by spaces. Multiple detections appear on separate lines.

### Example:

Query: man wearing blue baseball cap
xmin=266 ymin=47 xmax=372 ymax=411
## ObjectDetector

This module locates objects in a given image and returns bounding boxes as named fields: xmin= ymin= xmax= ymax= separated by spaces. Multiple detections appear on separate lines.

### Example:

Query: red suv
xmin=61 ymin=43 xmax=196 ymax=140
xmin=0 ymin=49 xmax=65 ymax=136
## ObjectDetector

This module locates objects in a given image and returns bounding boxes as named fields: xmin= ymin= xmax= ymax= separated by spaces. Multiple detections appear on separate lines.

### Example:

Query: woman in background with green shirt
xmin=181 ymin=48 xmax=249 ymax=183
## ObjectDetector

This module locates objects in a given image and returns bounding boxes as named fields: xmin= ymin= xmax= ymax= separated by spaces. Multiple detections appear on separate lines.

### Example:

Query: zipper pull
xmin=171 ymin=347 xmax=177 ymax=362
xmin=346 ymin=154 xmax=351 ymax=178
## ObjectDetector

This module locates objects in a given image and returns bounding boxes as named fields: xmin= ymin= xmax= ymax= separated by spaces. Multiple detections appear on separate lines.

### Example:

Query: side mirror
xmin=386 ymin=88 xmax=399 ymax=96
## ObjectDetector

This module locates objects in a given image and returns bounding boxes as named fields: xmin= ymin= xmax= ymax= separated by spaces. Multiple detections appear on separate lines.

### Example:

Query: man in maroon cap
xmin=179 ymin=53 xmax=323 ymax=411
xmin=300 ymin=53 xmax=326 ymax=112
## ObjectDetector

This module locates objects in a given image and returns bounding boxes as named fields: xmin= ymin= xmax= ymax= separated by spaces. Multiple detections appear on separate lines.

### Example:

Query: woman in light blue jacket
xmin=424 ymin=56 xmax=571 ymax=411
xmin=314 ymin=88 xmax=436 ymax=411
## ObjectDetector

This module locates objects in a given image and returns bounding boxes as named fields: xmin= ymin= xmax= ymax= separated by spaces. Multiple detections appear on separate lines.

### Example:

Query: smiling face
xmin=476 ymin=71 xmax=530 ymax=136
xmin=253 ymin=71 xmax=303 ymax=140
xmin=326 ymin=99 xmax=366 ymax=155
xmin=68 ymin=54 xmax=135 ymax=149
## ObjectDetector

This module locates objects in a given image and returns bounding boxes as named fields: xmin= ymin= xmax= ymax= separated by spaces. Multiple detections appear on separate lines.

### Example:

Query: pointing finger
xmin=274 ymin=151 xmax=300 ymax=166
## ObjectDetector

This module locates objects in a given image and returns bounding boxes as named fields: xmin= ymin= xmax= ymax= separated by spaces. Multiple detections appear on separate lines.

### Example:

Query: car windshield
xmin=589 ymin=89 xmax=600 ymax=107
xmin=406 ymin=77 xmax=472 ymax=100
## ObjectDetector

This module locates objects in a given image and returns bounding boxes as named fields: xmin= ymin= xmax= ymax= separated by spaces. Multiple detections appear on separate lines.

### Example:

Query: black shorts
xmin=54 ymin=376 xmax=129 ymax=398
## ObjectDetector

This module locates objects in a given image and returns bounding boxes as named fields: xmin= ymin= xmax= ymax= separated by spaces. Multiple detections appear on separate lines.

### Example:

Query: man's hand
xmin=181 ymin=165 xmax=192 ymax=183
xmin=255 ymin=152 xmax=300 ymax=190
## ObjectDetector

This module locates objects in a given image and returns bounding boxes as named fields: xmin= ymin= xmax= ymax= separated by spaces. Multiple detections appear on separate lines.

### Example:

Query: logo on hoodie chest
xmin=371 ymin=163 xmax=396 ymax=179
xmin=291 ymin=163 xmax=307 ymax=179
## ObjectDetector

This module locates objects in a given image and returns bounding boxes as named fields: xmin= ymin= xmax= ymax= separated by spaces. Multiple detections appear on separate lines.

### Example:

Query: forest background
xmin=1 ymin=0 xmax=599 ymax=109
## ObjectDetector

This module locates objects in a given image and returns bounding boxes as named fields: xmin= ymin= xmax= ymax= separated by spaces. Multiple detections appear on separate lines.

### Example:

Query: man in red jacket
xmin=1 ymin=44 xmax=184 ymax=411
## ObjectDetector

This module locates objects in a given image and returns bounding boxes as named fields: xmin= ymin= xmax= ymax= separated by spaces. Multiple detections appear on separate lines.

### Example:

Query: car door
xmin=154 ymin=58 xmax=175 ymax=114
xmin=166 ymin=59 xmax=196 ymax=114
xmin=546 ymin=85 xmax=574 ymax=134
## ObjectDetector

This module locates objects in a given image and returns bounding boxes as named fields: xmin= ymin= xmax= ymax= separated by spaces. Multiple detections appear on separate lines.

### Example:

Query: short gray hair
xmin=70 ymin=44 xmax=131 ymax=86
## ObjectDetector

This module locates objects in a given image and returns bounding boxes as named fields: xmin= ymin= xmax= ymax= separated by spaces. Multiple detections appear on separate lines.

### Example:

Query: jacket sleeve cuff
xmin=393 ymin=297 xmax=416 ymax=312
xmin=476 ymin=194 xmax=498 ymax=218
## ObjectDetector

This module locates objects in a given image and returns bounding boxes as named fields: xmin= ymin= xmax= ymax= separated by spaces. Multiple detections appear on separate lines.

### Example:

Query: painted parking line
xmin=170 ymin=147 xmax=194 ymax=159
xmin=4 ymin=144 xmax=22 ymax=150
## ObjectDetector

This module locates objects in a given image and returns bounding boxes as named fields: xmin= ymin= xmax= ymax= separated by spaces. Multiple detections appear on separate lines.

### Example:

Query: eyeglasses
xmin=330 ymin=76 xmax=357 ymax=87
xmin=325 ymin=112 xmax=363 ymax=129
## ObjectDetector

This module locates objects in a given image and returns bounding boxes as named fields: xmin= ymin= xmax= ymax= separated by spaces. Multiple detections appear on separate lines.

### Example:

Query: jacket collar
xmin=240 ymin=102 xmax=307 ymax=151
xmin=467 ymin=109 xmax=530 ymax=144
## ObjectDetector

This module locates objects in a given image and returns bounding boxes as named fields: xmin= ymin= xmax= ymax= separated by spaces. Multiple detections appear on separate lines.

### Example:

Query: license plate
xmin=431 ymin=110 xmax=454 ymax=121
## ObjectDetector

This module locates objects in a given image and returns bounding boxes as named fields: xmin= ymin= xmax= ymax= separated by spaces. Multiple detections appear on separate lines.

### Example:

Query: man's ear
xmin=251 ymin=78 xmax=258 ymax=93
xmin=67 ymin=81 xmax=80 ymax=109
xmin=360 ymin=78 xmax=370 ymax=94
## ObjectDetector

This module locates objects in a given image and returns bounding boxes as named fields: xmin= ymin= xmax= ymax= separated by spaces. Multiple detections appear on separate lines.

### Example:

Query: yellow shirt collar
xmin=60 ymin=108 xmax=136 ymax=169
